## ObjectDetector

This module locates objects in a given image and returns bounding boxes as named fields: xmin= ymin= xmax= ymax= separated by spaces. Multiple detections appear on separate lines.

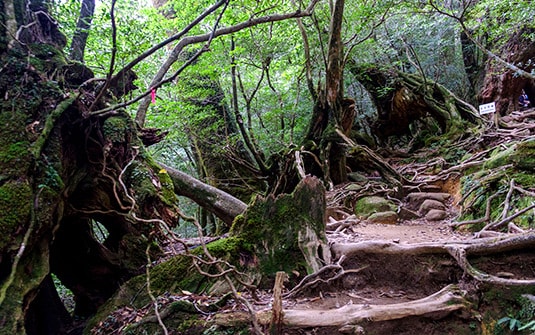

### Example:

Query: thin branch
xmin=112 ymin=0 xmax=228 ymax=82
xmin=130 ymin=0 xmax=320 ymax=126
xmin=89 ymin=0 xmax=118 ymax=111
xmin=188 ymin=215 xmax=265 ymax=335
xmin=291 ymin=0 xmax=317 ymax=101
xmin=478 ymin=203 xmax=535 ymax=235
xmin=450 ymin=191 xmax=503 ymax=228
xmin=232 ymin=38 xmax=270 ymax=174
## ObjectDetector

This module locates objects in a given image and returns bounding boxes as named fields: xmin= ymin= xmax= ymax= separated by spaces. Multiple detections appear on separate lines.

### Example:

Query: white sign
xmin=479 ymin=102 xmax=496 ymax=115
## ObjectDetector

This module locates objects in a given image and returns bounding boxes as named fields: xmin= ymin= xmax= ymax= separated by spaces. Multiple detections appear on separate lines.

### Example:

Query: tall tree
xmin=299 ymin=0 xmax=353 ymax=187
xmin=69 ymin=0 xmax=95 ymax=62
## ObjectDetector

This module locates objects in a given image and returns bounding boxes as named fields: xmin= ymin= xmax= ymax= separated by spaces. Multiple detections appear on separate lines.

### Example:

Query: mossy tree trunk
xmin=181 ymin=74 xmax=264 ymax=232
xmin=0 ymin=3 xmax=178 ymax=334
xmin=85 ymin=176 xmax=331 ymax=334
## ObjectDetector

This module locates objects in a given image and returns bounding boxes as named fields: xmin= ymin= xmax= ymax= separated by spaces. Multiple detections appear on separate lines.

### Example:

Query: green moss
xmin=483 ymin=145 xmax=515 ymax=170
xmin=31 ymin=96 xmax=76 ymax=158
xmin=126 ymin=160 xmax=158 ymax=203
xmin=0 ymin=106 xmax=32 ymax=175
xmin=510 ymin=139 xmax=535 ymax=171
xmin=0 ymin=141 xmax=31 ymax=172
xmin=0 ymin=180 xmax=32 ymax=248
xmin=157 ymin=168 xmax=178 ymax=205
xmin=103 ymin=116 xmax=129 ymax=143
xmin=230 ymin=178 xmax=327 ymax=277
xmin=510 ymin=196 xmax=535 ymax=228
xmin=202 ymin=236 xmax=248 ymax=257
xmin=87 ymin=238 xmax=251 ymax=334
xmin=230 ymin=196 xmax=303 ymax=263
xmin=28 ymin=43 xmax=67 ymax=75
xmin=354 ymin=196 xmax=397 ymax=219
xmin=514 ymin=172 xmax=535 ymax=188
xmin=105 ymin=114 xmax=177 ymax=206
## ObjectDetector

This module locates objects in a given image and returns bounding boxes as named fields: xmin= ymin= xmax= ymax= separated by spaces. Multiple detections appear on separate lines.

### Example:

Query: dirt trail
xmin=331 ymin=219 xmax=471 ymax=244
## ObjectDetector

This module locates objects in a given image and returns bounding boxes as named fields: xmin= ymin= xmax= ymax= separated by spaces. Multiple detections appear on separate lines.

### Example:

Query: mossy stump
xmin=231 ymin=176 xmax=331 ymax=278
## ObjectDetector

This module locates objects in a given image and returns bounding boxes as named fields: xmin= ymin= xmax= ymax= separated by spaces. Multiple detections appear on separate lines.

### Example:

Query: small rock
xmin=347 ymin=172 xmax=368 ymax=184
xmin=398 ymin=207 xmax=420 ymax=220
xmin=367 ymin=211 xmax=398 ymax=225
xmin=354 ymin=196 xmax=397 ymax=219
xmin=419 ymin=199 xmax=446 ymax=214
xmin=425 ymin=209 xmax=448 ymax=221
xmin=406 ymin=192 xmax=451 ymax=210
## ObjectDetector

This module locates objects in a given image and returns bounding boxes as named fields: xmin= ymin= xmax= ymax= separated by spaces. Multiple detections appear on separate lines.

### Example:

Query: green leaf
xmin=497 ymin=316 xmax=512 ymax=325
xmin=518 ymin=320 xmax=535 ymax=331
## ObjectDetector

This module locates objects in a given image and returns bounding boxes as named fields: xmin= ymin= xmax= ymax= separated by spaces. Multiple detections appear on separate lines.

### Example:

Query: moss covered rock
xmin=354 ymin=196 xmax=397 ymax=219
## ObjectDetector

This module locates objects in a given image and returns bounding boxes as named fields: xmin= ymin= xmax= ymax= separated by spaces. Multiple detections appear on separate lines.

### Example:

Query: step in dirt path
xmin=343 ymin=220 xmax=471 ymax=243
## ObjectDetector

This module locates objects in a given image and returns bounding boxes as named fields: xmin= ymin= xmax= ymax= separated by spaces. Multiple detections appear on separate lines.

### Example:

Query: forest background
xmin=1 ymin=0 xmax=535 ymax=334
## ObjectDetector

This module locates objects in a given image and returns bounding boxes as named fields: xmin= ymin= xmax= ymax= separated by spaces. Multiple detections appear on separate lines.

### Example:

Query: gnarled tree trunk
xmin=349 ymin=64 xmax=481 ymax=143
xmin=0 ymin=3 xmax=178 ymax=334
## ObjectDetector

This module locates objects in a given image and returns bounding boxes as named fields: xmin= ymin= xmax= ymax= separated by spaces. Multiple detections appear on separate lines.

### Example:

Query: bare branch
xmin=132 ymin=0 xmax=321 ymax=126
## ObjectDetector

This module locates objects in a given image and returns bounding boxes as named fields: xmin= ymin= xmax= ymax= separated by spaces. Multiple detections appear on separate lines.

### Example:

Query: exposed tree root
xmin=215 ymin=284 xmax=467 ymax=328
xmin=332 ymin=232 xmax=535 ymax=286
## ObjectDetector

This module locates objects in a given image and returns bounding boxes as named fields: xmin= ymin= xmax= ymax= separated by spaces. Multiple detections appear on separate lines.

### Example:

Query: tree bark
xmin=161 ymin=162 xmax=247 ymax=225
xmin=294 ymin=0 xmax=353 ymax=190
xmin=349 ymin=64 xmax=481 ymax=142
xmin=0 ymin=4 xmax=178 ymax=333
xmin=216 ymin=284 xmax=466 ymax=327
xmin=69 ymin=0 xmax=95 ymax=62
xmin=479 ymin=27 xmax=535 ymax=115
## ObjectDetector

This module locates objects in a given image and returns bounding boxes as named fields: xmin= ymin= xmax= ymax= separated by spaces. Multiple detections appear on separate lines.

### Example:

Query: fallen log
xmin=215 ymin=285 xmax=467 ymax=328
xmin=160 ymin=162 xmax=247 ymax=225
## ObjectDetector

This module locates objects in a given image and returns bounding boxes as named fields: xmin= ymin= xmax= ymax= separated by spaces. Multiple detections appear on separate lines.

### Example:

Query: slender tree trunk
xmin=302 ymin=0 xmax=350 ymax=187
xmin=69 ymin=0 xmax=96 ymax=62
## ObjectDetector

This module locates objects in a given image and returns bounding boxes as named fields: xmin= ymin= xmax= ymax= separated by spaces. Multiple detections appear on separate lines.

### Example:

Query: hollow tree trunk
xmin=0 ymin=3 xmax=178 ymax=334
xmin=479 ymin=27 xmax=535 ymax=115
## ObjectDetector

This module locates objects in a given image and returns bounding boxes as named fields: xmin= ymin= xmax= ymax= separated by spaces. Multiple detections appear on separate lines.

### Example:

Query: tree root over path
xmin=332 ymin=232 xmax=535 ymax=286
xmin=215 ymin=284 xmax=467 ymax=328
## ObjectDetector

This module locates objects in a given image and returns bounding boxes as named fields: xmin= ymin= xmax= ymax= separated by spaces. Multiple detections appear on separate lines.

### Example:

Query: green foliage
xmin=467 ymin=0 xmax=535 ymax=46
xmin=496 ymin=295 xmax=535 ymax=334
xmin=52 ymin=274 xmax=75 ymax=313
xmin=497 ymin=317 xmax=523 ymax=332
